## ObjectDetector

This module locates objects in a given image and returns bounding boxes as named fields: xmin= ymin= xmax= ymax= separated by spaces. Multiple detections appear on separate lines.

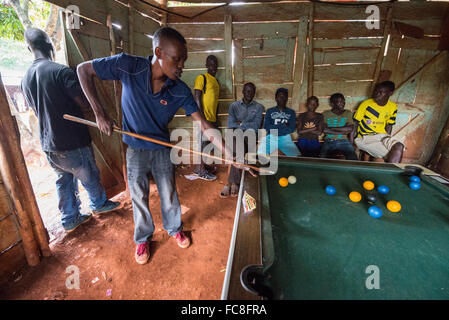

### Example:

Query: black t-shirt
xmin=296 ymin=112 xmax=324 ymax=141
xmin=21 ymin=59 xmax=91 ymax=152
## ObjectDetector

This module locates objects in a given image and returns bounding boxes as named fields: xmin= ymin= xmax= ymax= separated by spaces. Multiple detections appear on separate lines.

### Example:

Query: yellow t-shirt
xmin=194 ymin=72 xmax=219 ymax=122
xmin=353 ymin=99 xmax=397 ymax=136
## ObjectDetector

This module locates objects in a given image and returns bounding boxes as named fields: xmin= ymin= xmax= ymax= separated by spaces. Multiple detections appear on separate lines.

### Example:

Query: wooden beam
xmin=107 ymin=13 xmax=128 ymax=194
xmin=128 ymin=0 xmax=135 ymax=54
xmin=233 ymin=39 xmax=243 ymax=85
xmin=438 ymin=7 xmax=449 ymax=50
xmin=159 ymin=0 xmax=168 ymax=26
xmin=307 ymin=3 xmax=314 ymax=98
xmin=428 ymin=110 xmax=449 ymax=169
xmin=126 ymin=0 xmax=162 ymax=24
xmin=371 ymin=4 xmax=393 ymax=93
xmin=224 ymin=13 xmax=233 ymax=98
xmin=393 ymin=21 xmax=424 ymax=39
xmin=292 ymin=16 xmax=308 ymax=112
xmin=167 ymin=2 xmax=308 ymax=24
xmin=0 ymin=76 xmax=43 ymax=266
xmin=391 ymin=37 xmax=440 ymax=50
xmin=284 ymin=37 xmax=296 ymax=83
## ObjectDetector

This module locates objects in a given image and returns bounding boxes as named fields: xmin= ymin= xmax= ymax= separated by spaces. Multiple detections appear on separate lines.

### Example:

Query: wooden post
xmin=106 ymin=13 xmax=121 ymax=117
xmin=292 ymin=16 xmax=309 ymax=112
xmin=233 ymin=39 xmax=243 ymax=86
xmin=128 ymin=0 xmax=135 ymax=54
xmin=160 ymin=0 xmax=168 ymax=26
xmin=0 ymin=75 xmax=44 ymax=266
xmin=428 ymin=111 xmax=449 ymax=169
xmin=307 ymin=3 xmax=314 ymax=98
xmin=224 ymin=13 xmax=234 ymax=99
xmin=0 ymin=133 xmax=41 ymax=266
xmin=106 ymin=15 xmax=129 ymax=196
xmin=371 ymin=4 xmax=393 ymax=92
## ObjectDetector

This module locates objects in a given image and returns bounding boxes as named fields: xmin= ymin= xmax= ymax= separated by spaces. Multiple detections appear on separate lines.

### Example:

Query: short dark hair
xmin=378 ymin=81 xmax=395 ymax=92
xmin=243 ymin=82 xmax=256 ymax=91
xmin=206 ymin=55 xmax=218 ymax=63
xmin=24 ymin=28 xmax=53 ymax=54
xmin=275 ymin=87 xmax=288 ymax=97
xmin=330 ymin=93 xmax=344 ymax=104
xmin=152 ymin=27 xmax=186 ymax=52
xmin=307 ymin=96 xmax=319 ymax=104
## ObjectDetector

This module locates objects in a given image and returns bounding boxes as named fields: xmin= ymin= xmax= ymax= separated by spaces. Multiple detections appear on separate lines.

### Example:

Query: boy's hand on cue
xmin=96 ymin=114 xmax=114 ymax=136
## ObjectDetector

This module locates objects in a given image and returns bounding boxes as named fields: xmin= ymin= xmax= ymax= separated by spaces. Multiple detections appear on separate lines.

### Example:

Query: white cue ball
xmin=288 ymin=175 xmax=297 ymax=184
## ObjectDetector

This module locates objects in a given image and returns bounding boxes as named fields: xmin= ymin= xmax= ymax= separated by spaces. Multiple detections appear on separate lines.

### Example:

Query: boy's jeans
xmin=320 ymin=139 xmax=358 ymax=160
xmin=45 ymin=145 xmax=107 ymax=228
xmin=257 ymin=134 xmax=301 ymax=157
xmin=126 ymin=147 xmax=182 ymax=244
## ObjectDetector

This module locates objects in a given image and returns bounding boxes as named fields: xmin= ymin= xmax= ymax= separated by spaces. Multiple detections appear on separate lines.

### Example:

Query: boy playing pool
xmin=77 ymin=27 xmax=231 ymax=265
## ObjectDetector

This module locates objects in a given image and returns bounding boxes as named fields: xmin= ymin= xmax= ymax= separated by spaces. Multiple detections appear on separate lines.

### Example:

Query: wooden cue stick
xmin=63 ymin=114 xmax=274 ymax=174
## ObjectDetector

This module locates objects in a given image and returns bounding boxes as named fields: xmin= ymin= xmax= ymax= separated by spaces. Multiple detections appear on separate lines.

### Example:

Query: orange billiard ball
xmin=387 ymin=200 xmax=401 ymax=213
xmin=279 ymin=177 xmax=289 ymax=187
xmin=363 ymin=180 xmax=375 ymax=191
xmin=349 ymin=191 xmax=362 ymax=202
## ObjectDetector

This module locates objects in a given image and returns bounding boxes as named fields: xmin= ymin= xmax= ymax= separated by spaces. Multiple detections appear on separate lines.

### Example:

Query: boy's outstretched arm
xmin=77 ymin=61 xmax=114 ymax=136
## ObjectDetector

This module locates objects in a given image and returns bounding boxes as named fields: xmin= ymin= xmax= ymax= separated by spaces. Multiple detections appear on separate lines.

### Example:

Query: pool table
xmin=222 ymin=156 xmax=449 ymax=300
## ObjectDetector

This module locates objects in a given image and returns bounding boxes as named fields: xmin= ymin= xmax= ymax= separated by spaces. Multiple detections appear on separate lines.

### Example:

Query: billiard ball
xmin=366 ymin=194 xmax=377 ymax=204
xmin=279 ymin=177 xmax=288 ymax=187
xmin=377 ymin=185 xmax=390 ymax=194
xmin=325 ymin=185 xmax=336 ymax=195
xmin=368 ymin=206 xmax=383 ymax=218
xmin=386 ymin=200 xmax=401 ymax=213
xmin=409 ymin=181 xmax=421 ymax=190
xmin=363 ymin=180 xmax=375 ymax=190
xmin=349 ymin=191 xmax=362 ymax=202
xmin=288 ymin=175 xmax=297 ymax=184
xmin=410 ymin=175 xmax=421 ymax=183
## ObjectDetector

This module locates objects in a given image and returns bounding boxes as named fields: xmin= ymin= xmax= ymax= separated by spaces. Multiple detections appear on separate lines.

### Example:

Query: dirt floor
xmin=0 ymin=120 xmax=239 ymax=299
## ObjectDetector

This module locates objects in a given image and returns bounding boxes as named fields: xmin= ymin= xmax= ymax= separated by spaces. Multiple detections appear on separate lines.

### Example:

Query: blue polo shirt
xmin=92 ymin=53 xmax=198 ymax=150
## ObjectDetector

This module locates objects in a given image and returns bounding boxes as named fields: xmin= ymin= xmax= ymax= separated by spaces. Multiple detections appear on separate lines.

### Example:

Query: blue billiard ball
xmin=368 ymin=206 xmax=383 ymax=218
xmin=377 ymin=185 xmax=390 ymax=194
xmin=410 ymin=175 xmax=421 ymax=183
xmin=325 ymin=185 xmax=336 ymax=195
xmin=409 ymin=181 xmax=421 ymax=190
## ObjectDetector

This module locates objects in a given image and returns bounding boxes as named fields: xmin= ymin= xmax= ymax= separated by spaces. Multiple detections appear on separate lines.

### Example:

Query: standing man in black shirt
xmin=21 ymin=28 xmax=120 ymax=233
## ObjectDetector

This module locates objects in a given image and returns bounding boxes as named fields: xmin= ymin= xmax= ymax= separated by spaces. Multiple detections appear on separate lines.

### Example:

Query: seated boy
xmin=257 ymin=88 xmax=300 ymax=157
xmin=295 ymin=96 xmax=323 ymax=157
xmin=220 ymin=82 xmax=264 ymax=198
xmin=320 ymin=93 xmax=358 ymax=160
xmin=353 ymin=81 xmax=404 ymax=163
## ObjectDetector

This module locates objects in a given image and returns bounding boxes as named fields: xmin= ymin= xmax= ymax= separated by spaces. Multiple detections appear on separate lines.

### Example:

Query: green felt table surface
xmin=260 ymin=159 xmax=449 ymax=299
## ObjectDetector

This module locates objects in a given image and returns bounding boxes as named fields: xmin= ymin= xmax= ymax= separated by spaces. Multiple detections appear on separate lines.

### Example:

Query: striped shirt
xmin=353 ymin=99 xmax=397 ymax=136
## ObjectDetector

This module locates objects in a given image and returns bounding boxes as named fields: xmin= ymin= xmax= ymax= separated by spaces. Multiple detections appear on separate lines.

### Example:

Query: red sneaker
xmin=135 ymin=242 xmax=150 ymax=265
xmin=174 ymin=232 xmax=190 ymax=249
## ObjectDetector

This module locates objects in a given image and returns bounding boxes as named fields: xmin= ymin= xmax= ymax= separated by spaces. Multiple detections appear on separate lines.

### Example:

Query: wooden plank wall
xmin=0 ymin=173 xmax=26 ymax=284
xmin=44 ymin=0 xmax=449 ymax=163
xmin=166 ymin=1 xmax=449 ymax=163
